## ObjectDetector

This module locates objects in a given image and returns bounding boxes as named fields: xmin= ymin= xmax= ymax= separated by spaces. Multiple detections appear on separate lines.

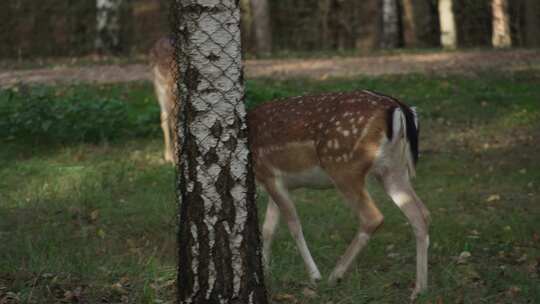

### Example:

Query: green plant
xmin=0 ymin=86 xmax=159 ymax=143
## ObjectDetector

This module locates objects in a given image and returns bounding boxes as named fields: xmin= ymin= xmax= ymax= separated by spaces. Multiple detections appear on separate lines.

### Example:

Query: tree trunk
xmin=438 ymin=0 xmax=457 ymax=49
xmin=355 ymin=0 xmax=381 ymax=50
xmin=172 ymin=1 xmax=268 ymax=303
xmin=240 ymin=0 xmax=254 ymax=53
xmin=525 ymin=0 xmax=540 ymax=47
xmin=492 ymin=0 xmax=512 ymax=48
xmin=250 ymin=0 xmax=272 ymax=55
xmin=401 ymin=0 xmax=417 ymax=47
xmin=319 ymin=0 xmax=331 ymax=49
xmin=381 ymin=0 xmax=400 ymax=48
xmin=95 ymin=0 xmax=123 ymax=54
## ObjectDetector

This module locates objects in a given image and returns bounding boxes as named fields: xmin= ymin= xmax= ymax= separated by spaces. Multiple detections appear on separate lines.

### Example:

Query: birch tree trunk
xmin=95 ymin=0 xmax=123 ymax=53
xmin=438 ymin=0 xmax=457 ymax=49
xmin=525 ymin=0 xmax=540 ymax=47
xmin=250 ymin=0 xmax=272 ymax=55
xmin=492 ymin=0 xmax=512 ymax=48
xmin=172 ymin=0 xmax=268 ymax=303
xmin=381 ymin=0 xmax=400 ymax=48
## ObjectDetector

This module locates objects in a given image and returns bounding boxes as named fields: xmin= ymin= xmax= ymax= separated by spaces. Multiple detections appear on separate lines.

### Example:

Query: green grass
xmin=1 ymin=70 xmax=539 ymax=303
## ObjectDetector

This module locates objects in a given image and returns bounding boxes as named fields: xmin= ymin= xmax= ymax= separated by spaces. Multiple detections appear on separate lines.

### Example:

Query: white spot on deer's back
xmin=334 ymin=139 xmax=340 ymax=149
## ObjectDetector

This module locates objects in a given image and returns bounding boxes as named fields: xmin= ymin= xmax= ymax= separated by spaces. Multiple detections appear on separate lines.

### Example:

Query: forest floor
xmin=0 ymin=49 xmax=539 ymax=88
xmin=1 ymin=70 xmax=539 ymax=303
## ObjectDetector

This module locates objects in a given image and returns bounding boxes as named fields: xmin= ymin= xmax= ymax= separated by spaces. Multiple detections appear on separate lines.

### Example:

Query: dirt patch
xmin=1 ymin=50 xmax=539 ymax=88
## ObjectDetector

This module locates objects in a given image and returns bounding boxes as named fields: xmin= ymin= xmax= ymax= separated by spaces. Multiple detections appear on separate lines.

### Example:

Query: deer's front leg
xmin=328 ymin=176 xmax=384 ymax=284
xmin=263 ymin=179 xmax=322 ymax=283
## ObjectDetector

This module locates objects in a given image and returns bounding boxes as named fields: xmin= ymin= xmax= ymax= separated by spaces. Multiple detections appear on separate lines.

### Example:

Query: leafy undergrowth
xmin=1 ymin=70 xmax=539 ymax=303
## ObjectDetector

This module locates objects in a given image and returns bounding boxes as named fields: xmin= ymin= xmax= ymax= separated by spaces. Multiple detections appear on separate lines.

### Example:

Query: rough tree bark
xmin=250 ymin=0 xmax=272 ymax=55
xmin=381 ymin=0 xmax=400 ymax=48
xmin=438 ymin=0 xmax=457 ymax=49
xmin=95 ymin=0 xmax=123 ymax=53
xmin=172 ymin=0 xmax=268 ymax=303
xmin=525 ymin=0 xmax=540 ymax=47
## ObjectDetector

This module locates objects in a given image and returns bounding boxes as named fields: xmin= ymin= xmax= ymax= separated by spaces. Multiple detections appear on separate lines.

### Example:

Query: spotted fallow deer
xmin=248 ymin=91 xmax=430 ymax=299
xmin=150 ymin=36 xmax=177 ymax=163
xmin=150 ymin=38 xmax=430 ymax=299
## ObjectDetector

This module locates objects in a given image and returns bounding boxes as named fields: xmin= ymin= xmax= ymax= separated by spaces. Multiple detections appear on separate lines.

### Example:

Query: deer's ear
xmin=410 ymin=106 xmax=419 ymax=129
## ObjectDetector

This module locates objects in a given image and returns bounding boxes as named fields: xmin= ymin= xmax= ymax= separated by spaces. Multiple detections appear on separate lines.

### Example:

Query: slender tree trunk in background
xmin=492 ymin=0 xmax=512 ymax=48
xmin=401 ymin=0 xmax=417 ymax=47
xmin=240 ymin=0 xmax=254 ymax=53
xmin=381 ymin=0 xmax=400 ymax=48
xmin=172 ymin=0 xmax=268 ymax=303
xmin=525 ymin=0 xmax=540 ymax=47
xmin=438 ymin=0 xmax=457 ymax=49
xmin=355 ymin=0 xmax=381 ymax=50
xmin=319 ymin=0 xmax=331 ymax=49
xmin=250 ymin=0 xmax=272 ymax=55
xmin=95 ymin=0 xmax=123 ymax=54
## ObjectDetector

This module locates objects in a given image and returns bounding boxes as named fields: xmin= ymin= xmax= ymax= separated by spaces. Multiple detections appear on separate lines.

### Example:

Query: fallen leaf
xmin=517 ymin=254 xmax=528 ymax=264
xmin=90 ymin=210 xmax=100 ymax=222
xmin=486 ymin=194 xmax=500 ymax=202
xmin=112 ymin=282 xmax=128 ymax=295
xmin=458 ymin=251 xmax=471 ymax=264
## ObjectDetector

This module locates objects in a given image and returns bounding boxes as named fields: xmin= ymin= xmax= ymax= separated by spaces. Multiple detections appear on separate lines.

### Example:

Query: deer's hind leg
xmin=327 ymin=171 xmax=384 ymax=284
xmin=381 ymin=172 xmax=429 ymax=299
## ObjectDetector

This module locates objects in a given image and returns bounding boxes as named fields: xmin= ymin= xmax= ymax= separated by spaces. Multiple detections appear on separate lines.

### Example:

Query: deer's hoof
xmin=327 ymin=274 xmax=342 ymax=287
